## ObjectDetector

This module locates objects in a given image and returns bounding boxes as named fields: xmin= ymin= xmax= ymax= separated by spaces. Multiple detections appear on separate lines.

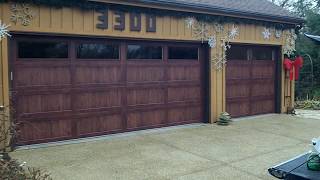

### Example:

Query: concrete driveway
xmin=11 ymin=113 xmax=320 ymax=180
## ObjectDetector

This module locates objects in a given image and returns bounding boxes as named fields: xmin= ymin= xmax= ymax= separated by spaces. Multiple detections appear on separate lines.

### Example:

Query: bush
xmin=0 ymin=104 xmax=52 ymax=180
xmin=313 ymin=88 xmax=320 ymax=100
xmin=0 ymin=157 xmax=51 ymax=180
xmin=295 ymin=100 xmax=320 ymax=110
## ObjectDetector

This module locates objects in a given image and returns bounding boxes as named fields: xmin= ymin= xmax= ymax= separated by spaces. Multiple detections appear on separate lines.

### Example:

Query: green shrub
xmin=295 ymin=100 xmax=320 ymax=110
xmin=313 ymin=88 xmax=320 ymax=100
xmin=0 ymin=157 xmax=51 ymax=180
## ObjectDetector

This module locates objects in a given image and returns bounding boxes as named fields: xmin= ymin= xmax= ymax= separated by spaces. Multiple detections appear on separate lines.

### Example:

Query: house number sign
xmin=96 ymin=9 xmax=156 ymax=32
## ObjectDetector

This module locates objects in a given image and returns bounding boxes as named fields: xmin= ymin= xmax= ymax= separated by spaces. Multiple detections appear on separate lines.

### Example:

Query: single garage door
xmin=11 ymin=35 xmax=206 ymax=145
xmin=226 ymin=45 xmax=278 ymax=118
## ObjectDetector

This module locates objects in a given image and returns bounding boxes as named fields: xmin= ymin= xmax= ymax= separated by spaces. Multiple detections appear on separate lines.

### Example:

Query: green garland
xmin=0 ymin=0 xmax=299 ymax=30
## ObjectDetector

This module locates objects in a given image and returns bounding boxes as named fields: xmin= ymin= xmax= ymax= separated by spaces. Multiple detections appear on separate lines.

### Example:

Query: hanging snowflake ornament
xmin=283 ymin=29 xmax=297 ymax=56
xmin=0 ymin=20 xmax=11 ymax=41
xmin=208 ymin=35 xmax=216 ymax=48
xmin=214 ymin=23 xmax=224 ymax=33
xmin=212 ymin=53 xmax=227 ymax=71
xmin=228 ymin=24 xmax=239 ymax=40
xmin=10 ymin=3 xmax=35 ymax=26
xmin=275 ymin=29 xmax=282 ymax=39
xmin=192 ymin=21 xmax=209 ymax=43
xmin=185 ymin=17 xmax=196 ymax=28
xmin=262 ymin=27 xmax=271 ymax=40
xmin=221 ymin=38 xmax=231 ymax=51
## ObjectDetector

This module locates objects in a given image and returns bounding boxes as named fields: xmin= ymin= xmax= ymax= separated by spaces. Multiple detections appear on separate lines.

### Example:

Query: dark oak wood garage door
xmin=226 ymin=45 xmax=277 ymax=118
xmin=11 ymin=35 xmax=206 ymax=145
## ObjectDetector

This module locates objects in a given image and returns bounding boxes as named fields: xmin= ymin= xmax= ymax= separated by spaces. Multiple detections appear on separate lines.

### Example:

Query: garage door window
xmin=77 ymin=43 xmax=119 ymax=60
xmin=127 ymin=44 xmax=162 ymax=60
xmin=226 ymin=46 xmax=248 ymax=60
xmin=168 ymin=47 xmax=198 ymax=60
xmin=18 ymin=41 xmax=68 ymax=59
xmin=252 ymin=47 xmax=273 ymax=60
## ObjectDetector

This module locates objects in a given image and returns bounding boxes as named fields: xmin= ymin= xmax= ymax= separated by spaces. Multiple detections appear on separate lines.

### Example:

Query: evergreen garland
xmin=0 ymin=0 xmax=299 ymax=29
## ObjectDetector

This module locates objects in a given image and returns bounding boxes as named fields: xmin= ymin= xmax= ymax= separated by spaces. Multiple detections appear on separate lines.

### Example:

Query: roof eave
xmin=90 ymin=0 xmax=304 ymax=24
xmin=138 ymin=0 xmax=305 ymax=24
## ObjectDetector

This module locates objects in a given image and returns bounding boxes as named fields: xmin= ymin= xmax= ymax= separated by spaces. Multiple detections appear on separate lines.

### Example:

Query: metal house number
xmin=96 ymin=9 xmax=156 ymax=32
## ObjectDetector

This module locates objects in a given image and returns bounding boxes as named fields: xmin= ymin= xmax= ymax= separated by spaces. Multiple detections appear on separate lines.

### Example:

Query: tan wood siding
xmin=0 ymin=2 xmax=294 ymax=128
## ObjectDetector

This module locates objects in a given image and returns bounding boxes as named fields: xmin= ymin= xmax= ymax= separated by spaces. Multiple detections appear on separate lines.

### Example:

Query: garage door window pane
xmin=127 ymin=45 xmax=162 ymax=60
xmin=253 ymin=47 xmax=273 ymax=60
xmin=227 ymin=46 xmax=248 ymax=60
xmin=169 ymin=47 xmax=198 ymax=60
xmin=18 ymin=41 xmax=68 ymax=58
xmin=77 ymin=43 xmax=119 ymax=59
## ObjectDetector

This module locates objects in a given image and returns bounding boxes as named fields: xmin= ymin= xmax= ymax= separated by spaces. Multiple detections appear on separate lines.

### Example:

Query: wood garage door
xmin=11 ymin=35 xmax=206 ymax=145
xmin=226 ymin=45 xmax=277 ymax=118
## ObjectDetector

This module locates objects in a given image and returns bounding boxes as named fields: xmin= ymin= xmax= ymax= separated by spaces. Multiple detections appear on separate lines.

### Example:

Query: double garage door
xmin=12 ymin=35 xmax=206 ymax=145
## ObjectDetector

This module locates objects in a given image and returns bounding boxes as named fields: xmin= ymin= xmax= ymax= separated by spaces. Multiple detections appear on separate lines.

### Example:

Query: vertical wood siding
xmin=0 ymin=3 xmax=293 ymax=127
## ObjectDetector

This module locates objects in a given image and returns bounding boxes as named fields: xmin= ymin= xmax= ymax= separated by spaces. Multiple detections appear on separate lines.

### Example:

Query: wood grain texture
xmin=226 ymin=45 xmax=277 ymax=118
xmin=11 ymin=36 xmax=205 ymax=145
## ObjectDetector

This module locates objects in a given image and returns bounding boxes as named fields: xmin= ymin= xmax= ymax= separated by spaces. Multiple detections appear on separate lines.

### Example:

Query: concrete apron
xmin=16 ymin=123 xmax=206 ymax=151
xmin=16 ymin=113 xmax=278 ymax=150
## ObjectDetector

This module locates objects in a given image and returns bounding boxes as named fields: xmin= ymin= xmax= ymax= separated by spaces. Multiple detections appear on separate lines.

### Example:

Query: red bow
xmin=283 ymin=56 xmax=304 ymax=81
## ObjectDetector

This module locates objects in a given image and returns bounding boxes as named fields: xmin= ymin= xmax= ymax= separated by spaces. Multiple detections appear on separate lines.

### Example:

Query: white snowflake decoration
xmin=283 ymin=29 xmax=297 ymax=55
xmin=214 ymin=23 xmax=224 ymax=33
xmin=0 ymin=20 xmax=11 ymax=41
xmin=275 ymin=29 xmax=282 ymax=39
xmin=208 ymin=35 xmax=216 ymax=48
xmin=221 ymin=38 xmax=231 ymax=51
xmin=10 ymin=3 xmax=35 ymax=26
xmin=212 ymin=53 xmax=227 ymax=71
xmin=192 ymin=21 xmax=209 ymax=43
xmin=185 ymin=17 xmax=195 ymax=28
xmin=262 ymin=27 xmax=271 ymax=40
xmin=228 ymin=24 xmax=239 ymax=40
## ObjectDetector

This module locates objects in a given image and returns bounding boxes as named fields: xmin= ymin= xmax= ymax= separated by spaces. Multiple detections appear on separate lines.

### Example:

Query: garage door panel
xmin=77 ymin=114 xmax=123 ymax=136
xmin=127 ymin=109 xmax=166 ymax=129
xmin=226 ymin=62 xmax=251 ymax=79
xmin=252 ymin=83 xmax=275 ymax=96
xmin=168 ymin=65 xmax=200 ymax=81
xmin=252 ymin=63 xmax=275 ymax=78
xmin=19 ymin=119 xmax=73 ymax=143
xmin=226 ymin=101 xmax=250 ymax=117
xmin=74 ymin=90 xmax=122 ymax=110
xmin=250 ymin=100 xmax=274 ymax=115
xmin=127 ymin=88 xmax=165 ymax=106
xmin=17 ymin=93 xmax=71 ymax=114
xmin=168 ymin=86 xmax=201 ymax=102
xmin=15 ymin=66 xmax=71 ymax=87
xmin=226 ymin=83 xmax=250 ymax=98
xmin=74 ymin=65 xmax=122 ymax=85
xmin=168 ymin=106 xmax=202 ymax=124
xmin=127 ymin=65 xmax=165 ymax=82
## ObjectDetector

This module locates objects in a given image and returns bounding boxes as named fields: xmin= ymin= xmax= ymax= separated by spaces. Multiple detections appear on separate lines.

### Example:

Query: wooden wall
xmin=0 ymin=2 xmax=294 ymax=132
